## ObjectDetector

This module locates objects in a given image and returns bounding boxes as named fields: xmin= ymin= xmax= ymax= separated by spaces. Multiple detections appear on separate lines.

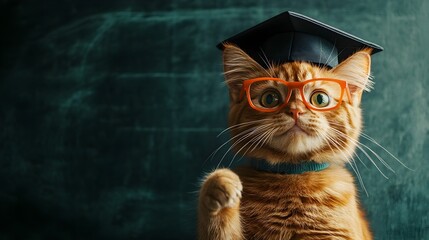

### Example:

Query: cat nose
xmin=289 ymin=108 xmax=301 ymax=121
xmin=287 ymin=101 xmax=306 ymax=121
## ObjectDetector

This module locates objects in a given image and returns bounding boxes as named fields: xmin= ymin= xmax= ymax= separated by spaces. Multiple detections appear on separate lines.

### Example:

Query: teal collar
xmin=250 ymin=159 xmax=330 ymax=174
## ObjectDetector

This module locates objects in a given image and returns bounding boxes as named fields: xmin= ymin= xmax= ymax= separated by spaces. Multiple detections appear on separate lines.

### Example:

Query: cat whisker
xmin=226 ymin=125 xmax=275 ymax=167
xmin=322 ymin=131 xmax=355 ymax=165
xmin=239 ymin=129 xmax=271 ymax=159
xmin=350 ymin=159 xmax=368 ymax=196
xmin=318 ymin=39 xmax=323 ymax=67
xmin=255 ymin=127 xmax=277 ymax=152
xmin=352 ymin=149 xmax=368 ymax=169
xmin=245 ymin=127 xmax=276 ymax=156
xmin=217 ymin=130 xmax=259 ymax=168
xmin=229 ymin=131 xmax=268 ymax=166
xmin=217 ymin=124 xmax=273 ymax=168
xmin=237 ymin=126 xmax=277 ymax=166
xmin=325 ymin=41 xmax=337 ymax=68
xmin=325 ymin=133 xmax=354 ymax=162
xmin=322 ymin=126 xmax=368 ymax=168
xmin=217 ymin=119 xmax=268 ymax=137
xmin=205 ymin=126 xmax=260 ymax=165
xmin=325 ymin=132 xmax=369 ymax=193
xmin=360 ymin=132 xmax=414 ymax=171
xmin=210 ymin=121 xmax=271 ymax=164
xmin=258 ymin=48 xmax=276 ymax=76
xmin=321 ymin=131 xmax=368 ymax=195
xmin=328 ymin=127 xmax=390 ymax=179
xmin=325 ymin=120 xmax=391 ymax=170
xmin=310 ymin=121 xmax=362 ymax=168
xmin=228 ymin=128 xmax=275 ymax=167
xmin=330 ymin=127 xmax=394 ymax=172
xmin=327 ymin=47 xmax=346 ymax=68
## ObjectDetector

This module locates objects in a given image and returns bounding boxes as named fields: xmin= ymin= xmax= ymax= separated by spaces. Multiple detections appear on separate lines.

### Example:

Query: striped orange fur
xmin=198 ymin=44 xmax=373 ymax=239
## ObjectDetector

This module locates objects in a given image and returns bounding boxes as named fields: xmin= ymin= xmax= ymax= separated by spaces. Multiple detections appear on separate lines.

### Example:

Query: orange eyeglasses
xmin=240 ymin=77 xmax=352 ymax=113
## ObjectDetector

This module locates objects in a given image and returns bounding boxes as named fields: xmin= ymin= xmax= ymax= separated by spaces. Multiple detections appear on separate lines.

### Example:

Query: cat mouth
xmin=276 ymin=123 xmax=309 ymax=137
xmin=289 ymin=124 xmax=309 ymax=135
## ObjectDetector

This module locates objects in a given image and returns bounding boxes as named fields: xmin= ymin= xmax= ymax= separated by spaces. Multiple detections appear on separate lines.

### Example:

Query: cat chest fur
xmin=235 ymin=166 xmax=366 ymax=240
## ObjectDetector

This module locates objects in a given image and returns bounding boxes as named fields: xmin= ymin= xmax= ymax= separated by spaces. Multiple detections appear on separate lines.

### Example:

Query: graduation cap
xmin=217 ymin=11 xmax=383 ymax=68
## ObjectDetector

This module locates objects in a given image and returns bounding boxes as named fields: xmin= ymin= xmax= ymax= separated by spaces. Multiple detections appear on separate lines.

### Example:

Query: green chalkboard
xmin=0 ymin=0 xmax=428 ymax=239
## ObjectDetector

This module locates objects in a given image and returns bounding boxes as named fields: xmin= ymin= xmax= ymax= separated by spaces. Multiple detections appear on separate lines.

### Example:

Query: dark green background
xmin=1 ymin=0 xmax=428 ymax=239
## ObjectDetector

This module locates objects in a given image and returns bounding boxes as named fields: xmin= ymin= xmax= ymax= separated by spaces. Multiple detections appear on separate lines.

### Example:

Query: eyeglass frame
xmin=240 ymin=77 xmax=353 ymax=113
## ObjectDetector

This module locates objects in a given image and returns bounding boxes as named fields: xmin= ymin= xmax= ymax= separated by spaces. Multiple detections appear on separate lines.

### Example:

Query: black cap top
xmin=217 ymin=11 xmax=383 ymax=68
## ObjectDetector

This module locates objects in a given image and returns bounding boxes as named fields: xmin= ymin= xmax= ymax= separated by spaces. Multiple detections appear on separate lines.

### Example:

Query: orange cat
xmin=198 ymin=44 xmax=374 ymax=240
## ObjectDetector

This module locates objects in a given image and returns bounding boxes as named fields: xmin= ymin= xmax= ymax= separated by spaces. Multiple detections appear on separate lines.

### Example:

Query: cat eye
xmin=310 ymin=91 xmax=330 ymax=108
xmin=260 ymin=90 xmax=281 ymax=108
xmin=241 ymin=77 xmax=352 ymax=113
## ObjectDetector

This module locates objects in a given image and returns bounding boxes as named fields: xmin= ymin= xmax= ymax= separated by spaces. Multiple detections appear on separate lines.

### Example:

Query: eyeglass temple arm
xmin=345 ymin=83 xmax=353 ymax=105
xmin=239 ymin=85 xmax=247 ymax=100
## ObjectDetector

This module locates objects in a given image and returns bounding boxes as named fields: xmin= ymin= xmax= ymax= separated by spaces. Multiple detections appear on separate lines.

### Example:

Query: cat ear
xmin=223 ymin=44 xmax=266 ymax=102
xmin=331 ymin=49 xmax=373 ymax=104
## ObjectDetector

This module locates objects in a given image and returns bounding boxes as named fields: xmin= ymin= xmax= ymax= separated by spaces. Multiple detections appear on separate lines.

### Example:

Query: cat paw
xmin=200 ymin=169 xmax=243 ymax=215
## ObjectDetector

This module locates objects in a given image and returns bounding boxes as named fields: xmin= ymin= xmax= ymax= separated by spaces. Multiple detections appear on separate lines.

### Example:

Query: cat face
xmin=223 ymin=44 xmax=372 ymax=164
